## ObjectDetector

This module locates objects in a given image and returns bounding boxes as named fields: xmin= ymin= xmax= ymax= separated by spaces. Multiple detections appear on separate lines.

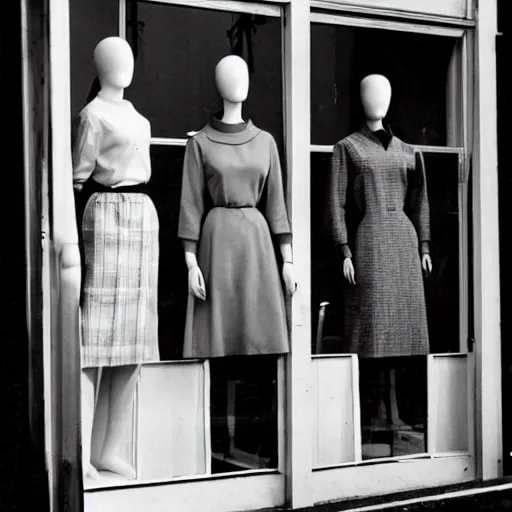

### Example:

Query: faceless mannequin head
xmin=215 ymin=55 xmax=249 ymax=103
xmin=360 ymin=74 xmax=392 ymax=122
xmin=94 ymin=37 xmax=134 ymax=90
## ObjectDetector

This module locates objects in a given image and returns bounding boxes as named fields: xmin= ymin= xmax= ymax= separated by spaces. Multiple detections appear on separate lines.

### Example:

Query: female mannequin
xmin=178 ymin=54 xmax=295 ymax=359
xmin=327 ymin=74 xmax=431 ymax=427
xmin=73 ymin=36 xmax=159 ymax=480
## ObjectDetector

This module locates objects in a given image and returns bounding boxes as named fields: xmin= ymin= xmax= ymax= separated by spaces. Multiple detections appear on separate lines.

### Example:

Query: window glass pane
xmin=151 ymin=146 xmax=279 ymax=473
xmin=311 ymin=23 xmax=460 ymax=146
xmin=148 ymin=145 xmax=188 ymax=361
xmin=311 ymin=152 xmax=345 ymax=355
xmin=211 ymin=357 xmax=278 ymax=472
xmin=311 ymin=147 xmax=462 ymax=460
xmin=71 ymin=1 xmax=284 ymax=487
xmin=70 ymin=0 xmax=118 ymax=119
xmin=423 ymin=152 xmax=461 ymax=354
xmin=126 ymin=2 xmax=284 ymax=149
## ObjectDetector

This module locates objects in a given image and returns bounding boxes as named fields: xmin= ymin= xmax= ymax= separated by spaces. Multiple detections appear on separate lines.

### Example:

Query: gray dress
xmin=327 ymin=125 xmax=430 ymax=358
xmin=178 ymin=117 xmax=291 ymax=359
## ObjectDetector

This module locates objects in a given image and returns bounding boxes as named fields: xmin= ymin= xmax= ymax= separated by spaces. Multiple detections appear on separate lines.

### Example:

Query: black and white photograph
xmin=3 ymin=0 xmax=512 ymax=510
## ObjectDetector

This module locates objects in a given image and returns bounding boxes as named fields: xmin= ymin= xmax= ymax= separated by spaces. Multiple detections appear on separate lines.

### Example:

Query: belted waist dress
xmin=178 ymin=117 xmax=291 ymax=359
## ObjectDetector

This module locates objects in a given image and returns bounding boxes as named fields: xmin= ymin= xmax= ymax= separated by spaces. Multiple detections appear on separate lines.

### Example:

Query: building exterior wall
xmin=22 ymin=1 xmax=502 ymax=510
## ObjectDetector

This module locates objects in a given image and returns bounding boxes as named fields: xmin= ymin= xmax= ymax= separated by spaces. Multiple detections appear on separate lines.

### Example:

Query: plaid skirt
xmin=81 ymin=192 xmax=160 ymax=368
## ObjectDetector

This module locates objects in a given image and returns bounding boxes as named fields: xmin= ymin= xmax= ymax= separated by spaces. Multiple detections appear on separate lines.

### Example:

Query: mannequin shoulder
xmin=252 ymin=128 xmax=277 ymax=146
xmin=334 ymin=134 xmax=358 ymax=152
xmin=187 ymin=126 xmax=208 ymax=144
xmin=128 ymin=103 xmax=151 ymax=126
xmin=78 ymin=98 xmax=115 ymax=128
xmin=76 ymin=102 xmax=102 ymax=130
xmin=393 ymin=135 xmax=414 ymax=152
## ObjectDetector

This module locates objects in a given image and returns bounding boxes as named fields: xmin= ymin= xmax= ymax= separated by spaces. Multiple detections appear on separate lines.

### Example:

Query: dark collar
xmin=204 ymin=117 xmax=261 ymax=145
xmin=360 ymin=122 xmax=394 ymax=149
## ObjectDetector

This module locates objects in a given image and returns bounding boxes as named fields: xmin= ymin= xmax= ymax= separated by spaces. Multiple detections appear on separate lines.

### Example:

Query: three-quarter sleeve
xmin=178 ymin=137 xmax=206 ymax=241
xmin=72 ymin=111 xmax=100 ymax=187
xmin=327 ymin=142 xmax=352 ymax=258
xmin=262 ymin=136 xmax=291 ymax=235
xmin=406 ymin=150 xmax=431 ymax=253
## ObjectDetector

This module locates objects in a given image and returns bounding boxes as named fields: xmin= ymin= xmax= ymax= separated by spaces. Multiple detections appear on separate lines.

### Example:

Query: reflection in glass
xmin=311 ymin=24 xmax=459 ymax=146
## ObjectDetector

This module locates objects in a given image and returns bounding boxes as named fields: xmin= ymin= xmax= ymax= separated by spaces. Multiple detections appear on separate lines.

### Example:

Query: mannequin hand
xmin=422 ymin=254 xmax=432 ymax=277
xmin=282 ymin=262 xmax=297 ymax=296
xmin=188 ymin=266 xmax=206 ymax=300
xmin=343 ymin=258 xmax=356 ymax=285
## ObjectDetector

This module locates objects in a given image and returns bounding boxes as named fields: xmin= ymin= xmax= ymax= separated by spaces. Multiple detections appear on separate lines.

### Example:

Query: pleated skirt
xmin=81 ymin=192 xmax=160 ymax=368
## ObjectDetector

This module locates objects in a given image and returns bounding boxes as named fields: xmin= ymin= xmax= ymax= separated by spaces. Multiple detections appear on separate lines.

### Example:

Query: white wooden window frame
xmin=310 ymin=11 xmax=466 ymax=37
xmin=83 ymin=1 xmax=298 ymax=511
xmin=307 ymin=10 xmax=480 ymax=502
xmin=310 ymin=0 xmax=476 ymax=24
xmin=45 ymin=0 xmax=500 ymax=510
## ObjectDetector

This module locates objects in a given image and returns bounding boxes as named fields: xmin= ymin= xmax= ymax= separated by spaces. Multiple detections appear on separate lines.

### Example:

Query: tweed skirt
xmin=344 ymin=212 xmax=429 ymax=359
xmin=80 ymin=192 xmax=160 ymax=368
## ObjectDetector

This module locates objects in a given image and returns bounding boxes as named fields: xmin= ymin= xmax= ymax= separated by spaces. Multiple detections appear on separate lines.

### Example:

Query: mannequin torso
xmin=342 ymin=74 xmax=432 ymax=284
xmin=327 ymin=74 xmax=432 ymax=358
xmin=74 ymin=96 xmax=151 ymax=188
xmin=73 ymin=38 xmax=151 ymax=191
xmin=182 ymin=55 xmax=295 ymax=302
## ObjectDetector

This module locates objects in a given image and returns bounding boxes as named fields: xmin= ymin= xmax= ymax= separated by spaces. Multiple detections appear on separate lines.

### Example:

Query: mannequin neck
xmin=366 ymin=119 xmax=384 ymax=132
xmin=97 ymin=83 xmax=125 ymax=103
xmin=221 ymin=100 xmax=244 ymax=124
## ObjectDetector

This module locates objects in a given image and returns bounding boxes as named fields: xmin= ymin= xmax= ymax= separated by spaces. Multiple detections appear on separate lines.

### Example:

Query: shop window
xmin=70 ymin=0 xmax=119 ymax=118
xmin=70 ymin=0 xmax=285 ymax=488
xmin=126 ymin=1 xmax=284 ymax=148
xmin=310 ymin=24 xmax=460 ymax=147
xmin=310 ymin=20 xmax=468 ymax=464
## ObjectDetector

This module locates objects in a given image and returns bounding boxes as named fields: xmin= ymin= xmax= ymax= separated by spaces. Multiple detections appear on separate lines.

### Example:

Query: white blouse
xmin=72 ymin=94 xmax=152 ymax=189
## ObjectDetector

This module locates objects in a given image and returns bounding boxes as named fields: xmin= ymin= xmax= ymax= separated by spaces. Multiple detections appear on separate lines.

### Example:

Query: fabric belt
xmin=213 ymin=205 xmax=255 ymax=209
xmin=82 ymin=179 xmax=149 ymax=196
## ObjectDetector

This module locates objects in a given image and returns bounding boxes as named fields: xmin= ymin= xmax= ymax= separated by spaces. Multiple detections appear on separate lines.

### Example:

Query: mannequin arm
xmin=327 ymin=142 xmax=352 ymax=258
xmin=73 ymin=112 xmax=100 ymax=191
xmin=263 ymin=137 xmax=292 ymax=235
xmin=178 ymin=138 xmax=205 ymax=241
xmin=183 ymin=240 xmax=206 ymax=300
xmin=183 ymin=240 xmax=198 ymax=269
xmin=277 ymin=234 xmax=296 ymax=296
xmin=407 ymin=151 xmax=431 ymax=251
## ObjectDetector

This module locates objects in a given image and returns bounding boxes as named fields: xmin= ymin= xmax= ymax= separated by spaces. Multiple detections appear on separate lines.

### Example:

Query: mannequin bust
xmin=76 ymin=36 xmax=158 ymax=482
xmin=184 ymin=55 xmax=295 ymax=299
xmin=94 ymin=37 xmax=134 ymax=98
xmin=343 ymin=74 xmax=432 ymax=285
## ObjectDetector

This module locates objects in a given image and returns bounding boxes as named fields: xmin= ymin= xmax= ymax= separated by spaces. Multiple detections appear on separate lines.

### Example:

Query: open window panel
xmin=308 ymin=12 xmax=473 ymax=484
xmin=70 ymin=0 xmax=288 ymax=500
xmin=310 ymin=147 xmax=474 ymax=500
